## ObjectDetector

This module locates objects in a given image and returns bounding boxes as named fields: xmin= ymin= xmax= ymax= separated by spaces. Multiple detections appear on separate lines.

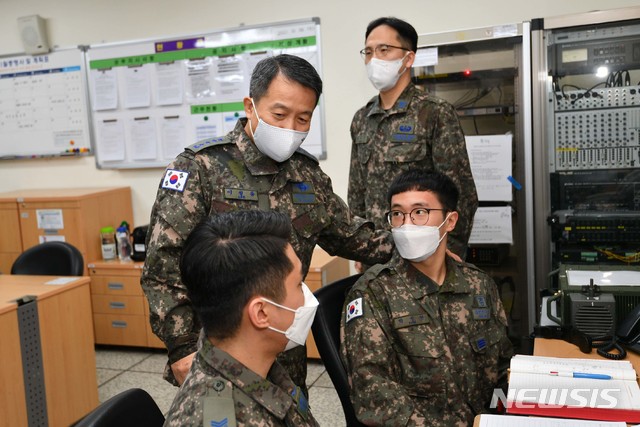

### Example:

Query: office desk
xmin=0 ymin=275 xmax=99 ymax=427
xmin=534 ymin=337 xmax=640 ymax=375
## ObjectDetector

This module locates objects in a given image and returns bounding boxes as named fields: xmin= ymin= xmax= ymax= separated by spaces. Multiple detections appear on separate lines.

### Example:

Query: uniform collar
xmin=390 ymin=251 xmax=470 ymax=299
xmin=366 ymin=83 xmax=417 ymax=118
xmin=200 ymin=338 xmax=293 ymax=420
xmin=234 ymin=118 xmax=281 ymax=176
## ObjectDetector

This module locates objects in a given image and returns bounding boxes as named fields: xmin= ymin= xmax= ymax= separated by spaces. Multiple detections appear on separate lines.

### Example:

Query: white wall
xmin=1 ymin=0 xmax=638 ymax=226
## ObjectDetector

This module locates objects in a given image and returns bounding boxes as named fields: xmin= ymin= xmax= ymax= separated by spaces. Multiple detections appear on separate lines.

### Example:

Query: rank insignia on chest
xmin=291 ymin=386 xmax=309 ymax=420
xmin=391 ymin=124 xmax=417 ymax=142
xmin=292 ymin=181 xmax=316 ymax=204
xmin=474 ymin=295 xmax=488 ymax=308
xmin=473 ymin=336 xmax=488 ymax=352
xmin=162 ymin=169 xmax=189 ymax=192
xmin=223 ymin=188 xmax=259 ymax=201
xmin=472 ymin=307 xmax=491 ymax=320
xmin=397 ymin=123 xmax=414 ymax=133
xmin=346 ymin=297 xmax=363 ymax=323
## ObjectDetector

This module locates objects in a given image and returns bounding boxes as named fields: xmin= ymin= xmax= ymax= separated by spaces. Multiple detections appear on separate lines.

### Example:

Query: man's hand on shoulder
xmin=171 ymin=352 xmax=196 ymax=386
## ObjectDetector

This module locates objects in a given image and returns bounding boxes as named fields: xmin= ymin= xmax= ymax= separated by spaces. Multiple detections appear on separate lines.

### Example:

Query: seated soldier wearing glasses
xmin=340 ymin=169 xmax=512 ymax=426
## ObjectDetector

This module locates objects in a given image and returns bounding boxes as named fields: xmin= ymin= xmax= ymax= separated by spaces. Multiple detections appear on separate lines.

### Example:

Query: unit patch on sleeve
xmin=292 ymin=181 xmax=316 ymax=204
xmin=346 ymin=297 xmax=363 ymax=323
xmin=161 ymin=169 xmax=189 ymax=192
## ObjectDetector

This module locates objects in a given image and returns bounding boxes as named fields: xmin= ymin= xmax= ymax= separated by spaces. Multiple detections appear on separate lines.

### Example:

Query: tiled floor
xmin=95 ymin=346 xmax=346 ymax=426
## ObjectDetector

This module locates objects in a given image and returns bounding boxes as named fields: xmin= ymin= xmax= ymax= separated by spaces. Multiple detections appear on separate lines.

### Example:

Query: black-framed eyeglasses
xmin=359 ymin=44 xmax=410 ymax=61
xmin=386 ymin=207 xmax=447 ymax=228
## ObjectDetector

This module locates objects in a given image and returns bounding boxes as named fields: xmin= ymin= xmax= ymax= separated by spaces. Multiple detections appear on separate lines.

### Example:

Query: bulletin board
xmin=85 ymin=18 xmax=326 ymax=169
xmin=0 ymin=48 xmax=92 ymax=159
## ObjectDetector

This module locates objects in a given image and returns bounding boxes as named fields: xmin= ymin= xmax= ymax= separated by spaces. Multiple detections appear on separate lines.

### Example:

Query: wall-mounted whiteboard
xmin=0 ymin=48 xmax=92 ymax=159
xmin=86 ymin=18 xmax=325 ymax=169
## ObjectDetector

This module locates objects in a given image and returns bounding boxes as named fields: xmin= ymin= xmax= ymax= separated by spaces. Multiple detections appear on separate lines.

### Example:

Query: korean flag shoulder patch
xmin=162 ymin=169 xmax=189 ymax=192
xmin=346 ymin=297 xmax=363 ymax=323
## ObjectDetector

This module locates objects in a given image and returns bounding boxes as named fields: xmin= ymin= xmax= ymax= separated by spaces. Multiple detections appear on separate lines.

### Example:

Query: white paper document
xmin=191 ymin=112 xmax=222 ymax=141
xmin=186 ymin=58 xmax=213 ymax=100
xmin=36 ymin=209 xmax=64 ymax=230
xmin=90 ymin=68 xmax=118 ymax=111
xmin=123 ymin=65 xmax=151 ymax=109
xmin=128 ymin=117 xmax=157 ymax=160
xmin=413 ymin=47 xmax=438 ymax=67
xmin=97 ymin=120 xmax=126 ymax=162
xmin=222 ymin=111 xmax=244 ymax=134
xmin=469 ymin=206 xmax=513 ymax=244
xmin=465 ymin=134 xmax=513 ymax=201
xmin=45 ymin=277 xmax=79 ymax=285
xmin=479 ymin=414 xmax=626 ymax=427
xmin=161 ymin=115 xmax=186 ymax=160
xmin=155 ymin=62 xmax=184 ymax=106
xmin=566 ymin=270 xmax=640 ymax=287
xmin=38 ymin=235 xmax=66 ymax=243
xmin=212 ymin=55 xmax=247 ymax=102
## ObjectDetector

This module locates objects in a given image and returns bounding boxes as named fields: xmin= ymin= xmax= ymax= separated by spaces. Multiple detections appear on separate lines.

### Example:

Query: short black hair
xmin=365 ymin=17 xmax=418 ymax=53
xmin=180 ymin=210 xmax=294 ymax=340
xmin=387 ymin=169 xmax=459 ymax=213
xmin=250 ymin=54 xmax=323 ymax=104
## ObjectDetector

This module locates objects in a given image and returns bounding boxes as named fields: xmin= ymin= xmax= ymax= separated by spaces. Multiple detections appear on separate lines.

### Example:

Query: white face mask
xmin=248 ymin=98 xmax=309 ymax=162
xmin=366 ymin=53 xmax=408 ymax=92
xmin=391 ymin=214 xmax=451 ymax=262
xmin=263 ymin=282 xmax=319 ymax=351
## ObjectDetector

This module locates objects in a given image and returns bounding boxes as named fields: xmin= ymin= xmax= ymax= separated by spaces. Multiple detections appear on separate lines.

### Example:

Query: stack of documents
xmin=505 ymin=355 xmax=640 ymax=422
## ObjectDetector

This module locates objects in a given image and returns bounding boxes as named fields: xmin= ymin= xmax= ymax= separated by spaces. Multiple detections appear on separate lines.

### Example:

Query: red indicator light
xmin=463 ymin=69 xmax=471 ymax=76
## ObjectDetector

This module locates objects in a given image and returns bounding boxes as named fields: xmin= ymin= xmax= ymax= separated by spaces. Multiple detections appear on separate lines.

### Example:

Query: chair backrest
xmin=72 ymin=388 xmax=165 ymax=427
xmin=311 ymin=273 xmax=365 ymax=427
xmin=11 ymin=241 xmax=84 ymax=276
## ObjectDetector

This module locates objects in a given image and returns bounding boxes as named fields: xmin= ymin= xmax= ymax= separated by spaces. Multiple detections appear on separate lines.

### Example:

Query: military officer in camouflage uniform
xmin=341 ymin=170 xmax=512 ymax=426
xmin=348 ymin=17 xmax=478 ymax=259
xmin=164 ymin=210 xmax=319 ymax=426
xmin=141 ymin=54 xmax=393 ymax=391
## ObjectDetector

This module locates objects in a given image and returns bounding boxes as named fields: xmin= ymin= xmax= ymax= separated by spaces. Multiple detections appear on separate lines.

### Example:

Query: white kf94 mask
xmin=249 ymin=98 xmax=309 ymax=162
xmin=262 ymin=282 xmax=319 ymax=351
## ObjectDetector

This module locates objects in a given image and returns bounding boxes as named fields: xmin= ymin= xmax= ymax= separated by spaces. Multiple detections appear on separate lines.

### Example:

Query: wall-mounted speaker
xmin=570 ymin=293 xmax=616 ymax=337
xmin=17 ymin=15 xmax=50 ymax=55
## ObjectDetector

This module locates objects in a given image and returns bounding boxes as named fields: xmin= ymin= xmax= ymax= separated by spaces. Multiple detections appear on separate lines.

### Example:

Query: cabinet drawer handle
xmin=109 ymin=302 xmax=126 ymax=309
xmin=111 ymin=321 xmax=128 ymax=328
xmin=108 ymin=282 xmax=124 ymax=290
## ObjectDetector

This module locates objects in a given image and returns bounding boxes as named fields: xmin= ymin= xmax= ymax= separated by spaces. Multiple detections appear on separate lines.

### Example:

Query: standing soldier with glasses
xmin=348 ymin=17 xmax=478 ymax=266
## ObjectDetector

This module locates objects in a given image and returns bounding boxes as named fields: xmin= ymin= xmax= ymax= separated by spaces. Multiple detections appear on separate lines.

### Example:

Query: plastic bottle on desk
xmin=116 ymin=224 xmax=132 ymax=262
xmin=100 ymin=226 xmax=117 ymax=260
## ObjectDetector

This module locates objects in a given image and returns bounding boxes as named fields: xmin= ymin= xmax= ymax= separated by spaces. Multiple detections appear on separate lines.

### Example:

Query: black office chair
xmin=311 ymin=273 xmax=365 ymax=427
xmin=72 ymin=388 xmax=165 ymax=427
xmin=11 ymin=241 xmax=84 ymax=276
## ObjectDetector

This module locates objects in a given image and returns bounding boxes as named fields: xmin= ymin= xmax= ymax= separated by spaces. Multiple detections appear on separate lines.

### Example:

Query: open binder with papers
xmin=505 ymin=355 xmax=640 ymax=422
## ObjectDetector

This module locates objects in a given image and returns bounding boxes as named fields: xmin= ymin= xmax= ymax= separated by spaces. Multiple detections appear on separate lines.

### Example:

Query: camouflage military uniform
xmin=348 ymin=83 xmax=478 ymax=258
xmin=142 ymin=118 xmax=393 ymax=389
xmin=340 ymin=253 xmax=512 ymax=426
xmin=164 ymin=338 xmax=319 ymax=427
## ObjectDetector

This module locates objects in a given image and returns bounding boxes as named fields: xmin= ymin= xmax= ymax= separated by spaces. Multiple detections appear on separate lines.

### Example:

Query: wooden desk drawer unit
xmin=0 ymin=187 xmax=133 ymax=275
xmin=305 ymin=247 xmax=350 ymax=359
xmin=88 ymin=260 xmax=164 ymax=348
xmin=88 ymin=249 xmax=349 ymax=353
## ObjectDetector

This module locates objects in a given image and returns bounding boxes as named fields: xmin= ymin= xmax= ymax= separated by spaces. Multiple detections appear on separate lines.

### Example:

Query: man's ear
xmin=243 ymin=96 xmax=254 ymax=117
xmin=247 ymin=297 xmax=270 ymax=330
xmin=404 ymin=50 xmax=416 ymax=70
xmin=445 ymin=211 xmax=459 ymax=233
